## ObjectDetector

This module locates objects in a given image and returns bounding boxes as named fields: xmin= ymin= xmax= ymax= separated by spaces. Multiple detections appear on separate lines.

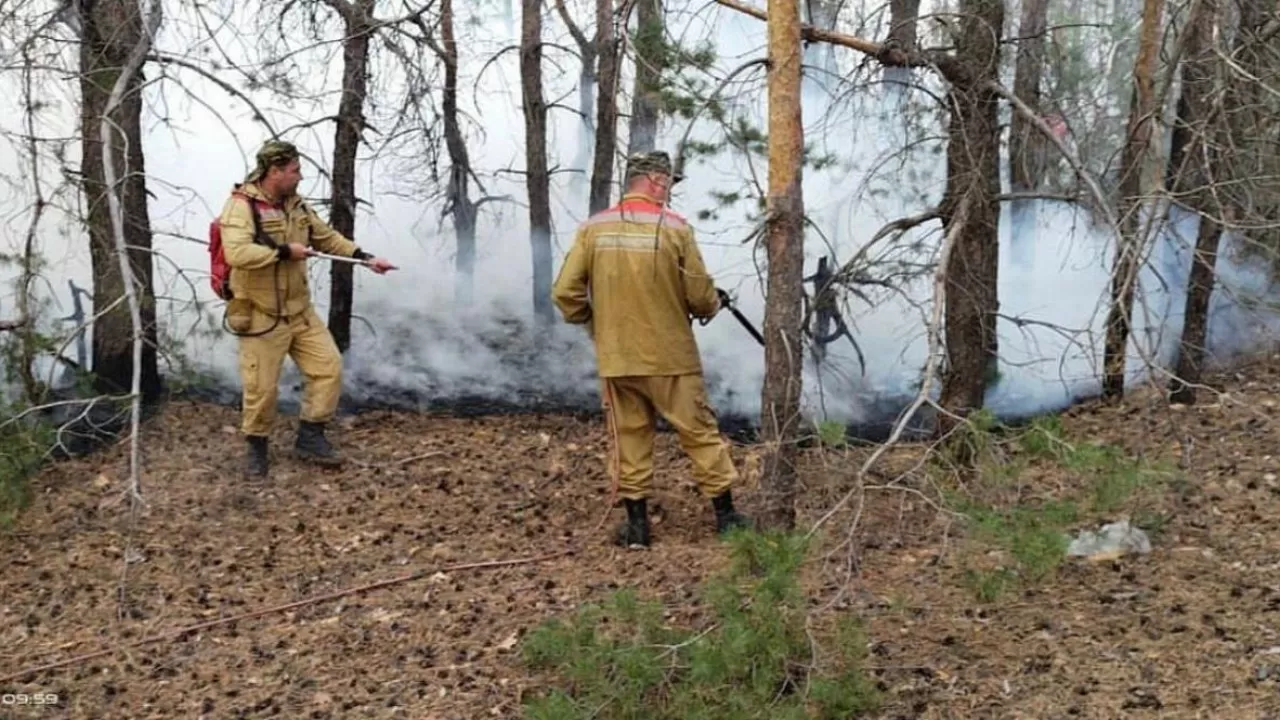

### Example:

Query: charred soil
xmin=3 ymin=357 xmax=1280 ymax=718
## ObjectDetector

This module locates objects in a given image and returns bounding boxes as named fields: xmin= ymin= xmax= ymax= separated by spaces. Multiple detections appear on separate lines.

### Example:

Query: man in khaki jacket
xmin=551 ymin=150 xmax=750 ymax=547
xmin=218 ymin=140 xmax=396 ymax=477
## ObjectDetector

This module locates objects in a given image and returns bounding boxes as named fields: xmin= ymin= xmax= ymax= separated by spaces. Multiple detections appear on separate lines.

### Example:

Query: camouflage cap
xmin=246 ymin=139 xmax=301 ymax=182
xmin=624 ymin=150 xmax=681 ymax=182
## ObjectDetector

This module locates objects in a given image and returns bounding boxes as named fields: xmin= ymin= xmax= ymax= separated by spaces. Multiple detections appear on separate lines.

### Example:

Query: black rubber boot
xmin=245 ymin=435 xmax=269 ymax=478
xmin=294 ymin=420 xmax=343 ymax=466
xmin=613 ymin=498 xmax=651 ymax=548
xmin=711 ymin=491 xmax=751 ymax=535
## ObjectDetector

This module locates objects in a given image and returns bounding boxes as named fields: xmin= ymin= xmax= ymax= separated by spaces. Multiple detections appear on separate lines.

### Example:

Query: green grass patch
xmin=942 ymin=410 xmax=1176 ymax=603
xmin=519 ymin=530 xmax=881 ymax=719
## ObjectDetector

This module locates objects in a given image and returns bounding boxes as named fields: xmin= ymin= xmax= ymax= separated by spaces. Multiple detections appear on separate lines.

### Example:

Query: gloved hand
xmin=716 ymin=287 xmax=732 ymax=309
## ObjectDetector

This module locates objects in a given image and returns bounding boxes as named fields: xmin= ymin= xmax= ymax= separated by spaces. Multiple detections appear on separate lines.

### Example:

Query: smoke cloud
xmin=1 ymin=0 xmax=1277 ymax=438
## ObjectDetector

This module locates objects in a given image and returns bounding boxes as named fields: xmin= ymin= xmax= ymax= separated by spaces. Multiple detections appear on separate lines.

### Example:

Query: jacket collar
xmin=619 ymin=192 xmax=665 ymax=208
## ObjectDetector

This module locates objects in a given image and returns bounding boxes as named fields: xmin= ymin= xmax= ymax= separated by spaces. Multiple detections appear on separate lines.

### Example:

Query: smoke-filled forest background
xmin=2 ymin=0 xmax=1280 ymax=716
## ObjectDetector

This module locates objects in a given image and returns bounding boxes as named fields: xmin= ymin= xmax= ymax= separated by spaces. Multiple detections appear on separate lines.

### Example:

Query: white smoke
xmin=1 ymin=0 xmax=1278 ymax=431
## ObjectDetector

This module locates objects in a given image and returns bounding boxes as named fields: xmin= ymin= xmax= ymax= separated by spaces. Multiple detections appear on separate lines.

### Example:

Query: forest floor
xmin=3 ymin=355 xmax=1280 ymax=719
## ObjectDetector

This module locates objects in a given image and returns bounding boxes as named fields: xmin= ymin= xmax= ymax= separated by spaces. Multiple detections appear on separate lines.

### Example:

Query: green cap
xmin=246 ymin=139 xmax=300 ymax=182
xmin=625 ymin=150 xmax=681 ymax=182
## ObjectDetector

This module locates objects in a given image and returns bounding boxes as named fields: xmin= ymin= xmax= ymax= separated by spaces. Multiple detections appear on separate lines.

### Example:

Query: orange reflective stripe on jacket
xmin=550 ymin=193 xmax=720 ymax=377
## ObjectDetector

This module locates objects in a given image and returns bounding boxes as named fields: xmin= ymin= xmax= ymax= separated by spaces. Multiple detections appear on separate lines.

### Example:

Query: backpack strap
xmin=230 ymin=190 xmax=274 ymax=247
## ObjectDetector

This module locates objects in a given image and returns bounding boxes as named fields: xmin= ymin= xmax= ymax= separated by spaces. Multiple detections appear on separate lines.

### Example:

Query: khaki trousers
xmin=238 ymin=307 xmax=343 ymax=436
xmin=601 ymin=374 xmax=738 ymax=500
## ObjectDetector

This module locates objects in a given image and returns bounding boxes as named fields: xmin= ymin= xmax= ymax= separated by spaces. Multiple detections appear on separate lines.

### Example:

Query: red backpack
xmin=208 ymin=190 xmax=270 ymax=300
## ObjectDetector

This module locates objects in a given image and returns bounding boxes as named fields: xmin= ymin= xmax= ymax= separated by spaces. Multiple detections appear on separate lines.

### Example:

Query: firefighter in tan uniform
xmin=218 ymin=140 xmax=396 ymax=477
xmin=551 ymin=150 xmax=750 ymax=547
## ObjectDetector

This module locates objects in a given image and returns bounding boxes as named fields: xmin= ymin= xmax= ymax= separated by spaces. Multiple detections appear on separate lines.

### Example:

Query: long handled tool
xmin=307 ymin=250 xmax=372 ymax=265
xmin=714 ymin=288 xmax=765 ymax=346
xmin=308 ymin=250 xmax=398 ymax=270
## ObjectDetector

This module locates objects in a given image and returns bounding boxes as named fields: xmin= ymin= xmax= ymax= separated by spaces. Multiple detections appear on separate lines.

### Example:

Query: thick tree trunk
xmin=758 ymin=0 xmax=806 ymax=532
xmin=439 ymin=0 xmax=479 ymax=306
xmin=936 ymin=0 xmax=1003 ymax=434
xmin=589 ymin=0 xmax=620 ymax=214
xmin=77 ymin=0 xmax=162 ymax=403
xmin=626 ymin=0 xmax=662 ymax=154
xmin=1008 ymin=0 xmax=1049 ymax=192
xmin=326 ymin=0 xmax=373 ymax=353
xmin=521 ymin=0 xmax=554 ymax=324
xmin=1102 ymin=0 xmax=1165 ymax=400
xmin=1169 ymin=0 xmax=1228 ymax=404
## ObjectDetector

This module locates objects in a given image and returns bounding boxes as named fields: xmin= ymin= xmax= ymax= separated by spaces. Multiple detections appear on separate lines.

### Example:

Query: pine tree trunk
xmin=439 ymin=0 xmax=479 ymax=306
xmin=326 ymin=0 xmax=373 ymax=353
xmin=77 ymin=0 xmax=162 ymax=403
xmin=589 ymin=0 xmax=619 ymax=214
xmin=626 ymin=0 xmax=663 ymax=154
xmin=1102 ymin=0 xmax=1165 ymax=400
xmin=884 ymin=0 xmax=920 ymax=87
xmin=757 ymin=0 xmax=806 ymax=532
xmin=1008 ymin=0 xmax=1048 ymax=192
xmin=521 ymin=0 xmax=554 ymax=324
xmin=935 ymin=0 xmax=1004 ymax=435
xmin=1169 ymin=0 xmax=1229 ymax=404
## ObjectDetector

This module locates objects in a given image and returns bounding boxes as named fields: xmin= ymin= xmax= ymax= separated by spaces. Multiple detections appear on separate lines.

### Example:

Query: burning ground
xmin=3 ymin=354 xmax=1280 ymax=719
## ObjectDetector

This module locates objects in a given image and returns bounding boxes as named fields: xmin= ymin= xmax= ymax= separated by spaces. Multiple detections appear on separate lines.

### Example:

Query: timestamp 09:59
xmin=1 ymin=692 xmax=64 ymax=707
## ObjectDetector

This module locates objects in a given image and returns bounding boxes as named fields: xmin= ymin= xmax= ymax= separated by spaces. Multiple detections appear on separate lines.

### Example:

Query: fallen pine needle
xmin=0 ymin=550 xmax=570 ymax=684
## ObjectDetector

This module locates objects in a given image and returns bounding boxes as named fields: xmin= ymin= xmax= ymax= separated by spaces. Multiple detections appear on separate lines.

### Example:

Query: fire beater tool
xmin=712 ymin=287 xmax=765 ymax=346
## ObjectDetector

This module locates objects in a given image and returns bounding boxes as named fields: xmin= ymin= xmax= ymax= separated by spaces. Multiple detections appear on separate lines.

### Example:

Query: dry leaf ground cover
xmin=3 ymin=356 xmax=1280 ymax=718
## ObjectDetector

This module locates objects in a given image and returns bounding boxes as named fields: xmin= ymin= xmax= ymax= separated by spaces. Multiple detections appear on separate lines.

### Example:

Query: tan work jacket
xmin=551 ymin=193 xmax=720 ymax=377
xmin=217 ymin=182 xmax=361 ymax=318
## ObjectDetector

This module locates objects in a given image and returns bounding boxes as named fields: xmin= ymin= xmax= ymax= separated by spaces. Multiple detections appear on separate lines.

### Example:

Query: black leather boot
xmin=614 ymin=498 xmax=651 ymax=548
xmin=245 ymin=435 xmax=269 ymax=478
xmin=294 ymin=420 xmax=343 ymax=466
xmin=711 ymin=491 xmax=750 ymax=534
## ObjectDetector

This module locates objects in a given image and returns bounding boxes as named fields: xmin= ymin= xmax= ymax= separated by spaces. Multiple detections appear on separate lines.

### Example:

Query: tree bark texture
xmin=1169 ymin=0 xmax=1227 ymax=404
xmin=77 ymin=0 xmax=162 ymax=403
xmin=1008 ymin=0 xmax=1049 ymax=192
xmin=1102 ymin=0 xmax=1165 ymax=400
xmin=589 ymin=0 xmax=620 ymax=214
xmin=936 ymin=0 xmax=1003 ymax=434
xmin=521 ymin=0 xmax=554 ymax=324
xmin=627 ymin=0 xmax=663 ymax=155
xmin=884 ymin=0 xmax=920 ymax=87
xmin=758 ymin=0 xmax=806 ymax=532
xmin=325 ymin=0 xmax=374 ymax=353
xmin=439 ymin=0 xmax=479 ymax=306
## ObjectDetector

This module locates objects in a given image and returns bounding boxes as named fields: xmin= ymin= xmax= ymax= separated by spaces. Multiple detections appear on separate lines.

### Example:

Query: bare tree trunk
xmin=589 ymin=0 xmax=620 ymax=214
xmin=77 ymin=0 xmax=162 ymax=403
xmin=627 ymin=0 xmax=662 ymax=154
xmin=521 ymin=0 xmax=554 ymax=324
xmin=438 ymin=0 xmax=479 ymax=306
xmin=1168 ymin=0 xmax=1229 ymax=404
xmin=325 ymin=0 xmax=374 ymax=353
xmin=1008 ymin=0 xmax=1049 ymax=192
xmin=1102 ymin=0 xmax=1165 ymax=400
xmin=553 ymin=0 xmax=597 ymax=199
xmin=758 ymin=0 xmax=806 ymax=532
xmin=884 ymin=0 xmax=920 ymax=87
xmin=936 ymin=0 xmax=1003 ymax=435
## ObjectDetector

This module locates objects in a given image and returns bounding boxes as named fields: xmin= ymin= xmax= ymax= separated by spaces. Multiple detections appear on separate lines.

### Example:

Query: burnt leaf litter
xmin=3 ymin=356 xmax=1280 ymax=718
